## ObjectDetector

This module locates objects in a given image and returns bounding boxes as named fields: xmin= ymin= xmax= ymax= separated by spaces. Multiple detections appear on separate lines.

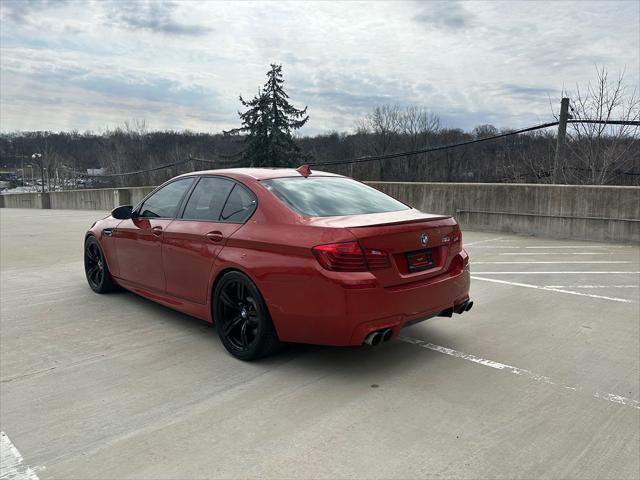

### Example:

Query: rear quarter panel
xmin=213 ymin=219 xmax=365 ymax=343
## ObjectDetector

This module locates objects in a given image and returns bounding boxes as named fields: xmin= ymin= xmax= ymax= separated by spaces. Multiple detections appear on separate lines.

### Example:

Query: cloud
xmin=1 ymin=69 xmax=229 ymax=133
xmin=105 ymin=0 xmax=212 ymax=36
xmin=494 ymin=84 xmax=558 ymax=101
xmin=292 ymin=70 xmax=435 ymax=116
xmin=0 ymin=0 xmax=71 ymax=26
xmin=0 ymin=1 xmax=638 ymax=133
xmin=0 ymin=48 xmax=221 ymax=133
xmin=414 ymin=1 xmax=474 ymax=31
xmin=1 ymin=51 xmax=217 ymax=108
xmin=77 ymin=75 xmax=216 ymax=107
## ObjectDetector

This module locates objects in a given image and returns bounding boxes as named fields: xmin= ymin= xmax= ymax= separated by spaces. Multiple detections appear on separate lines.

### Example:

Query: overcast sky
xmin=1 ymin=0 xmax=638 ymax=135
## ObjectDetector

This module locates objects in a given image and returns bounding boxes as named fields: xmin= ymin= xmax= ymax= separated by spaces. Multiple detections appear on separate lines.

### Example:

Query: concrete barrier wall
xmin=49 ymin=188 xmax=121 ymax=211
xmin=129 ymin=187 xmax=156 ymax=206
xmin=366 ymin=182 xmax=640 ymax=243
xmin=0 ymin=191 xmax=50 ymax=209
xmin=2 ymin=183 xmax=638 ymax=242
xmin=1 ymin=187 xmax=156 ymax=211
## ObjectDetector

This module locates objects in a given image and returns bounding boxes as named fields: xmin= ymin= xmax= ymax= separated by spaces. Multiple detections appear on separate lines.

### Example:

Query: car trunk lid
xmin=307 ymin=209 xmax=459 ymax=287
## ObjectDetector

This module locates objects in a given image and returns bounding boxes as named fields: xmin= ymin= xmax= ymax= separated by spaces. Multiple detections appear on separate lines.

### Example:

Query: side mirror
xmin=111 ymin=205 xmax=133 ymax=220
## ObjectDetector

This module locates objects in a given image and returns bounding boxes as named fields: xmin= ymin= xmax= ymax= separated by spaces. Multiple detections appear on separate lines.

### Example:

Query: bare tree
xmin=365 ymin=104 xmax=401 ymax=155
xmin=561 ymin=67 xmax=639 ymax=185
xmin=354 ymin=105 xmax=401 ymax=180
xmin=398 ymin=105 xmax=440 ymax=150
xmin=395 ymin=106 xmax=440 ymax=180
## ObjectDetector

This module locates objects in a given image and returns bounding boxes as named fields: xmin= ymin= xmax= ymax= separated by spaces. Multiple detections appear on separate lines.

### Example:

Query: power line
xmin=309 ymin=122 xmax=560 ymax=167
xmin=81 ymin=156 xmax=225 ymax=178
xmin=309 ymin=119 xmax=639 ymax=168
xmin=567 ymin=119 xmax=640 ymax=126
xmin=75 ymin=118 xmax=640 ymax=177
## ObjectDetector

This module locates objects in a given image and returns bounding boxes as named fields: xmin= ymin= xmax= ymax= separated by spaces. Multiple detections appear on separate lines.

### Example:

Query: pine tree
xmin=238 ymin=64 xmax=309 ymax=167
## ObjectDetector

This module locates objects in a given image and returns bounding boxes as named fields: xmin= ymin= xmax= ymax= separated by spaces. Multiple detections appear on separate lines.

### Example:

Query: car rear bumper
xmin=265 ymin=252 xmax=471 ymax=346
xmin=345 ymin=264 xmax=471 ymax=346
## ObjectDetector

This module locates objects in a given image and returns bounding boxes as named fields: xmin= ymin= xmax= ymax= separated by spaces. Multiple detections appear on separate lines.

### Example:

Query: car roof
xmin=177 ymin=167 xmax=344 ymax=181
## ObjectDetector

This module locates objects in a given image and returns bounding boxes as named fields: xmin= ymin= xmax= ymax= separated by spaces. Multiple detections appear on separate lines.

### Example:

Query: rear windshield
xmin=262 ymin=177 xmax=410 ymax=217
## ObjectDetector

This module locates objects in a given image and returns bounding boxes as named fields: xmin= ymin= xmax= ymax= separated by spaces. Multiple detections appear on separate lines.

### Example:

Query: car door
xmin=162 ymin=176 xmax=257 ymax=304
xmin=115 ymin=177 xmax=195 ymax=292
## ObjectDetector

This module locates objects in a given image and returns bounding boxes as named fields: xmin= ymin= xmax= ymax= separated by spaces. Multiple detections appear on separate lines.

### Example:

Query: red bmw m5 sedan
xmin=84 ymin=167 xmax=472 ymax=360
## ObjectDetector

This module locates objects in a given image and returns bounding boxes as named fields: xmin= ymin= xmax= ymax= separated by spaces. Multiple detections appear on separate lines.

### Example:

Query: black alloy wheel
xmin=84 ymin=237 xmax=116 ymax=293
xmin=214 ymin=271 xmax=280 ymax=360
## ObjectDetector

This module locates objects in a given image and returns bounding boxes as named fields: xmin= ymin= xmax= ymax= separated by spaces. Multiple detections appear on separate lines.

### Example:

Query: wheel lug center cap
xmin=241 ymin=308 xmax=248 ymax=319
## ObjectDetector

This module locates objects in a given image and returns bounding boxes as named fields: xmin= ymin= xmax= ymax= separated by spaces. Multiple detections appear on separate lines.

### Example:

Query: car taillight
xmin=313 ymin=242 xmax=366 ymax=271
xmin=312 ymin=242 xmax=389 ymax=272
xmin=451 ymin=228 xmax=462 ymax=254
xmin=364 ymin=248 xmax=390 ymax=270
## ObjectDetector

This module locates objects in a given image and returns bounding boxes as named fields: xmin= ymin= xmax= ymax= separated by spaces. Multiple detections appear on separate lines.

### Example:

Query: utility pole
xmin=553 ymin=97 xmax=570 ymax=184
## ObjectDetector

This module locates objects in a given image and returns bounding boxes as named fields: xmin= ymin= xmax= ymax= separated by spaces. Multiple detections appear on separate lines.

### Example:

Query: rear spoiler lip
xmin=301 ymin=209 xmax=456 ymax=228
xmin=347 ymin=215 xmax=453 ymax=228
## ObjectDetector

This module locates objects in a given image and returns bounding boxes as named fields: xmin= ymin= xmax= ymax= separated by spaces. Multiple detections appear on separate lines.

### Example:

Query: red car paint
xmin=87 ymin=168 xmax=471 ymax=346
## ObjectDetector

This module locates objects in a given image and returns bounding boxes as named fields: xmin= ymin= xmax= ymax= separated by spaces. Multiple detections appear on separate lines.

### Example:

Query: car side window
xmin=182 ymin=177 xmax=235 ymax=221
xmin=138 ymin=178 xmax=194 ymax=218
xmin=221 ymin=184 xmax=257 ymax=223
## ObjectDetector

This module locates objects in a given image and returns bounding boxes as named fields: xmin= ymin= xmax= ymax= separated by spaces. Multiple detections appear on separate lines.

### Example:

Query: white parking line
xmin=499 ymin=252 xmax=611 ymax=256
xmin=398 ymin=337 xmax=640 ymax=410
xmin=472 ymin=271 xmax=640 ymax=274
xmin=0 ymin=432 xmax=39 ymax=480
xmin=466 ymin=245 xmax=630 ymax=250
xmin=473 ymin=261 xmax=631 ymax=264
xmin=545 ymin=285 xmax=638 ymax=289
xmin=463 ymin=236 xmax=507 ymax=246
xmin=525 ymin=246 xmax=625 ymax=249
xmin=471 ymin=276 xmax=636 ymax=303
xmin=465 ymin=245 xmax=522 ymax=249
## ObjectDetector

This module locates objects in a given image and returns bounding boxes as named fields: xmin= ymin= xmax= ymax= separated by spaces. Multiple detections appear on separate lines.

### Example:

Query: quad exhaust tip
xmin=453 ymin=299 xmax=474 ymax=315
xmin=381 ymin=328 xmax=393 ymax=342
xmin=364 ymin=301 xmax=474 ymax=347
xmin=364 ymin=331 xmax=382 ymax=346
xmin=364 ymin=328 xmax=393 ymax=346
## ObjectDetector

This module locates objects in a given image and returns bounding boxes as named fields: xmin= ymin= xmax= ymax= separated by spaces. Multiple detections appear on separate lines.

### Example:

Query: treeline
xmin=0 ymin=125 xmax=244 ymax=189
xmin=0 ymin=121 xmax=637 ymax=188
xmin=2 ymin=67 xmax=638 ymax=189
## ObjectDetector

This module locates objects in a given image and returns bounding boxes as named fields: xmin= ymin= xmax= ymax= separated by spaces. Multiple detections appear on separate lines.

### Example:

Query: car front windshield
xmin=262 ymin=176 xmax=410 ymax=217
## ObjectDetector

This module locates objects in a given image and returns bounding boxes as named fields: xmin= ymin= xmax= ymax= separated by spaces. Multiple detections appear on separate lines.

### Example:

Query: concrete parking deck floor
xmin=1 ymin=208 xmax=639 ymax=480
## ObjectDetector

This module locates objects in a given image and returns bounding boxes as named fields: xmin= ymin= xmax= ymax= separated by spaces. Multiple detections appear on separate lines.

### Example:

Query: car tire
xmin=84 ymin=236 xmax=117 ymax=293
xmin=213 ymin=271 xmax=280 ymax=361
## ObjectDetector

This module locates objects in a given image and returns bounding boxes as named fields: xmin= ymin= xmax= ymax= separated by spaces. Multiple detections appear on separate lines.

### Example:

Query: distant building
xmin=86 ymin=168 xmax=105 ymax=176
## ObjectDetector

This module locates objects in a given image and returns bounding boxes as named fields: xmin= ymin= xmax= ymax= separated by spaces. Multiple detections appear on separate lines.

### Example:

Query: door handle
xmin=205 ymin=231 xmax=224 ymax=242
xmin=151 ymin=226 xmax=163 ymax=236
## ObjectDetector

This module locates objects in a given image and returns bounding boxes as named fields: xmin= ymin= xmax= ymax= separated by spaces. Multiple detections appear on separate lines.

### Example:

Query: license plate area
xmin=406 ymin=248 xmax=433 ymax=273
